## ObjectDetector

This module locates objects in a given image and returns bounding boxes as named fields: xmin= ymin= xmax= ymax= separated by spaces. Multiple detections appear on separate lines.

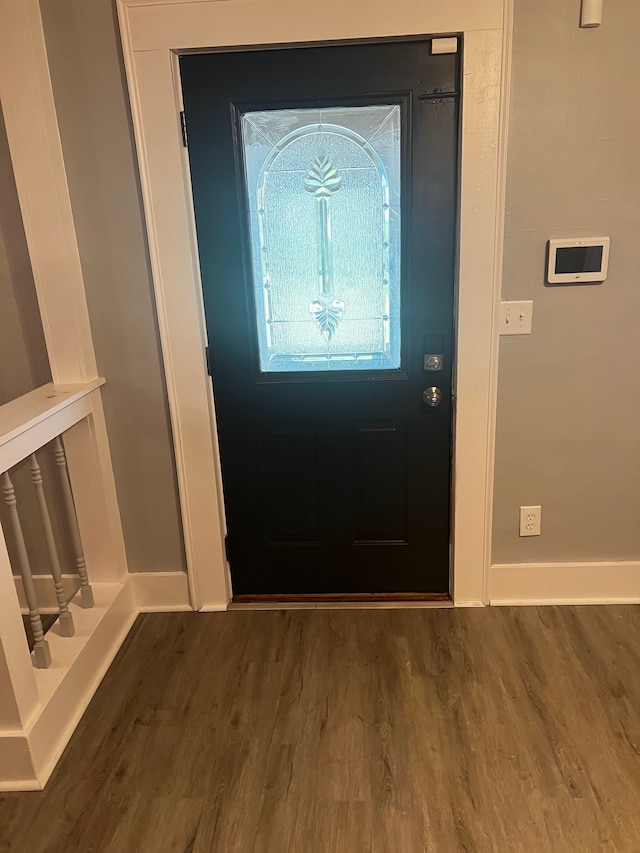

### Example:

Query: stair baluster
xmin=29 ymin=453 xmax=75 ymax=637
xmin=53 ymin=436 xmax=94 ymax=607
xmin=1 ymin=471 xmax=52 ymax=668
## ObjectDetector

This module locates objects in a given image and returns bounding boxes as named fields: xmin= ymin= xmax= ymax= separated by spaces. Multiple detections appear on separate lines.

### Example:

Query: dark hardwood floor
xmin=2 ymin=606 xmax=640 ymax=851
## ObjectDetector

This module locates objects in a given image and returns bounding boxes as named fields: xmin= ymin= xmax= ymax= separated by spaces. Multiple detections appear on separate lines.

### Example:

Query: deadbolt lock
xmin=424 ymin=354 xmax=444 ymax=371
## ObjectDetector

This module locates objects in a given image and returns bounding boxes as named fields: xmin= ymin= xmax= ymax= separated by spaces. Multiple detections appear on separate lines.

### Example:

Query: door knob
xmin=423 ymin=387 xmax=443 ymax=407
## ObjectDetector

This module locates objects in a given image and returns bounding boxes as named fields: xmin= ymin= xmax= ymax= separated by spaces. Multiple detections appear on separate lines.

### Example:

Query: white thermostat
xmin=547 ymin=237 xmax=610 ymax=284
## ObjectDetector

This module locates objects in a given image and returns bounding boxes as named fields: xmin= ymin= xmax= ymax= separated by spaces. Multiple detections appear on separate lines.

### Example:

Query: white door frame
xmin=117 ymin=0 xmax=513 ymax=610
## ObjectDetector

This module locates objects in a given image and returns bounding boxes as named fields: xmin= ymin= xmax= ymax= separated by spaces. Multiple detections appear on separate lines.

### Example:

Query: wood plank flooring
xmin=2 ymin=606 xmax=640 ymax=851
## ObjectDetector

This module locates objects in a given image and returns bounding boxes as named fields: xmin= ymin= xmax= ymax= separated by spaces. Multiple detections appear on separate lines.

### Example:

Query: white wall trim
xmin=117 ymin=0 xmax=512 ymax=608
xmin=482 ymin=0 xmax=514 ymax=603
xmin=131 ymin=571 xmax=192 ymax=612
xmin=116 ymin=18 xmax=230 ymax=611
xmin=198 ymin=601 xmax=234 ymax=613
xmin=450 ymin=25 xmax=506 ymax=605
xmin=491 ymin=561 xmax=640 ymax=605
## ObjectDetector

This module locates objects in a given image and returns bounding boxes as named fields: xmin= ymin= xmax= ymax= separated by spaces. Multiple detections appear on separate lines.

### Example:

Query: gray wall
xmin=492 ymin=0 xmax=640 ymax=563
xmin=39 ymin=0 xmax=186 ymax=573
xmin=0 ymin=107 xmax=50 ymax=405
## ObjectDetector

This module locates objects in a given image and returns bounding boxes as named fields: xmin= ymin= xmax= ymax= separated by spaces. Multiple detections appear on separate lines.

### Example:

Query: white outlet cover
xmin=499 ymin=301 xmax=533 ymax=336
xmin=519 ymin=505 xmax=541 ymax=537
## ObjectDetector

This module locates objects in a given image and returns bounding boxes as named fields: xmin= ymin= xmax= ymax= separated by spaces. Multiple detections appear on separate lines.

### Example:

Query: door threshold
xmin=230 ymin=593 xmax=453 ymax=611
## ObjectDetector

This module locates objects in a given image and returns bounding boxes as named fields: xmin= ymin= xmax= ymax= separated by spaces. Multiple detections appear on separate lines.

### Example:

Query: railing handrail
xmin=0 ymin=380 xmax=104 ymax=474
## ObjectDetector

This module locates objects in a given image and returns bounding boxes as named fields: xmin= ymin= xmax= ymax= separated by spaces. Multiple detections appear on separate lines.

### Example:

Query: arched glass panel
xmin=241 ymin=105 xmax=401 ymax=372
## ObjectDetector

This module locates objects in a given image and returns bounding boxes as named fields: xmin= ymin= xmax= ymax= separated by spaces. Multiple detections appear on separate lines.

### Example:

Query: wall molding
xmin=131 ymin=571 xmax=192 ymax=612
xmin=491 ymin=561 xmax=640 ymax=605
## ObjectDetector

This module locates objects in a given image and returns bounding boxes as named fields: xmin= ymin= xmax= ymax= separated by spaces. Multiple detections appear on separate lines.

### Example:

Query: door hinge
xmin=224 ymin=535 xmax=230 ymax=564
xmin=205 ymin=346 xmax=212 ymax=376
xmin=180 ymin=110 xmax=188 ymax=147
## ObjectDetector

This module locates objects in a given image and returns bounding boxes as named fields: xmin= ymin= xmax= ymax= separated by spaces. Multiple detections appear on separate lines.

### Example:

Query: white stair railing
xmin=1 ymin=470 xmax=52 ymax=669
xmin=1 ymin=440 xmax=100 ymax=665
xmin=0 ymin=382 xmax=114 ymax=672
xmin=0 ymin=380 xmax=130 ymax=789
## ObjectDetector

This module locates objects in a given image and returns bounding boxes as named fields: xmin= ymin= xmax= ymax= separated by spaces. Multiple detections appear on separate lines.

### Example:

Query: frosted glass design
xmin=241 ymin=105 xmax=401 ymax=372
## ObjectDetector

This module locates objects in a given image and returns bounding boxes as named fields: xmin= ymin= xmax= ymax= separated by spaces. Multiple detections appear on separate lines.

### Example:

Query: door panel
xmin=353 ymin=423 xmax=407 ymax=544
xmin=180 ymin=39 xmax=459 ymax=597
xmin=262 ymin=424 xmax=319 ymax=544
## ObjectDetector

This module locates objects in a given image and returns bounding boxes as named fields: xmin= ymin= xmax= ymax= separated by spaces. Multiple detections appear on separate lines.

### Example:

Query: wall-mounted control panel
xmin=547 ymin=237 xmax=610 ymax=285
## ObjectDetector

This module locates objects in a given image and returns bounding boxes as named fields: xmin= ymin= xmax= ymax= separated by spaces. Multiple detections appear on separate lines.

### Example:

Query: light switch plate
xmin=499 ymin=301 xmax=533 ymax=335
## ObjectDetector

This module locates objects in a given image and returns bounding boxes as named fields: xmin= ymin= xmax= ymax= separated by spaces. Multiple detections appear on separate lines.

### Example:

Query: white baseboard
xmin=490 ymin=561 xmax=640 ymax=605
xmin=199 ymin=601 xmax=233 ymax=612
xmin=131 ymin=571 xmax=192 ymax=612
xmin=0 ymin=735 xmax=37 ymax=791
xmin=14 ymin=574 xmax=81 ymax=613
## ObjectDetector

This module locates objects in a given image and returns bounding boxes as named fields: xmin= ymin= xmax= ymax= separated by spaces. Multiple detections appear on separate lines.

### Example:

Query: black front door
xmin=181 ymin=39 xmax=459 ymax=598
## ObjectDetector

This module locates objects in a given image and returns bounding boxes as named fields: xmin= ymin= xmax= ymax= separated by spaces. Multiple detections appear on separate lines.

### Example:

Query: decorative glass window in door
xmin=241 ymin=105 xmax=401 ymax=372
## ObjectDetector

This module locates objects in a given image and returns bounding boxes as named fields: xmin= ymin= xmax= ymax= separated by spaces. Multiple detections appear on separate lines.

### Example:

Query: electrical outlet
xmin=519 ymin=506 xmax=541 ymax=537
xmin=499 ymin=301 xmax=533 ymax=335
